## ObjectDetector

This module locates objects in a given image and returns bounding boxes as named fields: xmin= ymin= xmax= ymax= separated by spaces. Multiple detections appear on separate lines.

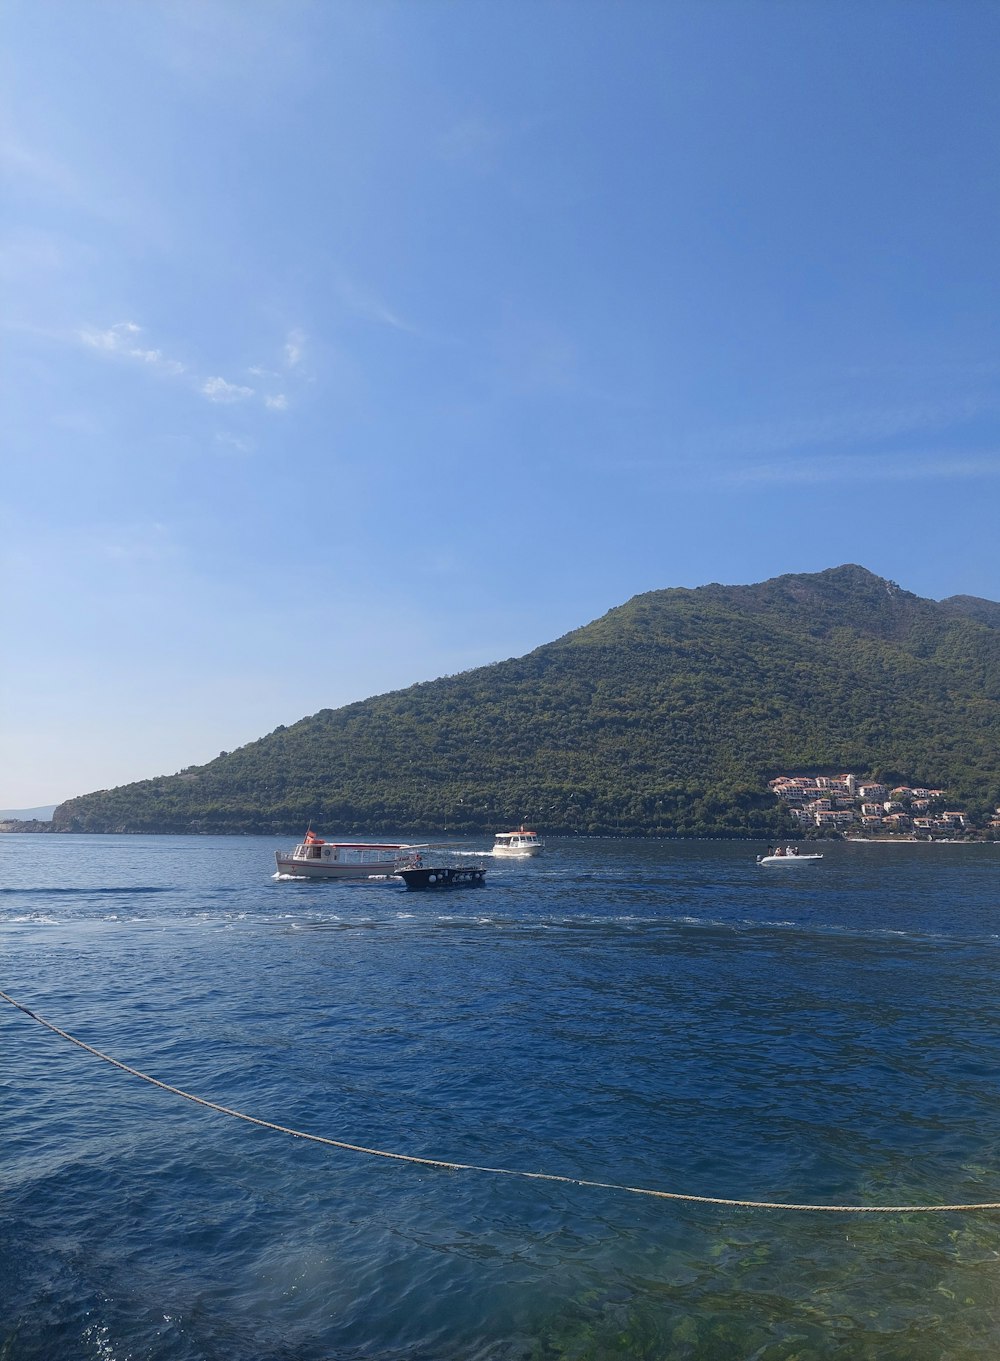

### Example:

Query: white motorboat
xmin=274 ymin=831 xmax=423 ymax=880
xmin=757 ymin=847 xmax=824 ymax=866
xmin=492 ymin=827 xmax=544 ymax=857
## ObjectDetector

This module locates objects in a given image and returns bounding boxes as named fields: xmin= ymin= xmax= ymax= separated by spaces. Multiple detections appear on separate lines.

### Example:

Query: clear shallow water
xmin=2 ymin=834 xmax=1000 ymax=1360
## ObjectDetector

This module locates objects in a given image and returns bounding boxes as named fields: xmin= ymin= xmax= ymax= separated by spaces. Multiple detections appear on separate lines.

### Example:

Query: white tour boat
xmin=756 ymin=846 xmax=824 ymax=866
xmin=492 ymin=827 xmax=544 ymax=857
xmin=275 ymin=831 xmax=423 ymax=880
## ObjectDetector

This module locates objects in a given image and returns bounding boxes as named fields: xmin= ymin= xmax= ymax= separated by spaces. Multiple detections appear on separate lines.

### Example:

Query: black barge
xmin=398 ymin=865 xmax=487 ymax=891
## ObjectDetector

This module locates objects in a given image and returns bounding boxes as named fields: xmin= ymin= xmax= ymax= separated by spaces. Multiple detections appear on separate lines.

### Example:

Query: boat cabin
xmin=290 ymin=840 xmax=406 ymax=867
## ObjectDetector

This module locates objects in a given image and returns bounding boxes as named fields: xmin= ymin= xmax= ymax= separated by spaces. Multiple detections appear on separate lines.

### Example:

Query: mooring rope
xmin=3 ymin=987 xmax=998 ymax=1214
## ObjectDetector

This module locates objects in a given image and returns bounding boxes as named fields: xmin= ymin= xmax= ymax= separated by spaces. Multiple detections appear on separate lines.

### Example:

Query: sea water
xmin=2 ymin=834 xmax=999 ymax=1360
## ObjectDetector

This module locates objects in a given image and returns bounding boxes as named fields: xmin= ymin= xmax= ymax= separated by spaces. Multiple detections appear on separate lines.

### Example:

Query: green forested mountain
xmin=52 ymin=566 xmax=1000 ymax=837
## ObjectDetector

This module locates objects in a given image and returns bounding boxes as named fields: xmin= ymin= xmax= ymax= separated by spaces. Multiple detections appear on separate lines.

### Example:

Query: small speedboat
xmin=757 ymin=847 xmax=824 ymax=866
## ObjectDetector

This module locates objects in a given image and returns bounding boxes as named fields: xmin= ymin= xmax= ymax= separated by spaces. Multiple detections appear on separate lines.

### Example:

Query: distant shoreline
xmin=843 ymin=836 xmax=987 ymax=845
xmin=2 ymin=823 xmax=996 ymax=845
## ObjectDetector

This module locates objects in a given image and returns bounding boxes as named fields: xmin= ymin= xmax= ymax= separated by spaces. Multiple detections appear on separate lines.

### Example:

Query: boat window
xmin=338 ymin=847 xmax=397 ymax=865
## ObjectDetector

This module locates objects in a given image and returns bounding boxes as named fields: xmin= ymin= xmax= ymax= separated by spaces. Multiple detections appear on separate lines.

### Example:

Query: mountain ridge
xmin=48 ymin=566 xmax=1000 ymax=837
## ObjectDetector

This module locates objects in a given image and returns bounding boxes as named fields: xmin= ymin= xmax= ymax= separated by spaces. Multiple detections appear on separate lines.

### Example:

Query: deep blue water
xmin=2 ymin=834 xmax=1000 ymax=1360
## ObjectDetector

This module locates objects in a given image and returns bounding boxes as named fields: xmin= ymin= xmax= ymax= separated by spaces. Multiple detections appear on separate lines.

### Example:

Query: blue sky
xmin=3 ymin=0 xmax=999 ymax=808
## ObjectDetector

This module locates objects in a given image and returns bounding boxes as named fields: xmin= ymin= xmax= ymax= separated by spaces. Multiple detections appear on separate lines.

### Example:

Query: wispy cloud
xmin=80 ymin=320 xmax=140 ymax=350
xmin=244 ymin=331 xmax=304 ymax=407
xmin=1 ymin=136 xmax=85 ymax=206
xmin=0 ymin=136 xmax=107 ymax=219
xmin=132 ymin=347 xmax=184 ymax=375
xmin=77 ymin=319 xmax=293 ymax=410
xmin=284 ymin=329 xmax=305 ymax=368
xmin=79 ymin=321 xmax=186 ymax=375
xmin=1 ymin=134 xmax=159 ymax=240
xmin=216 ymin=432 xmax=254 ymax=455
xmin=201 ymin=375 xmax=254 ymax=403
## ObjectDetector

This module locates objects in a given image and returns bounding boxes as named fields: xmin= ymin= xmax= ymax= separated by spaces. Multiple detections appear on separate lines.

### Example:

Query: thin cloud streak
xmin=335 ymin=276 xmax=422 ymax=336
xmin=723 ymin=453 xmax=1000 ymax=486
xmin=699 ymin=398 xmax=988 ymax=462
xmin=0 ymin=135 xmax=112 ymax=221
xmin=436 ymin=115 xmax=510 ymax=167
xmin=91 ymin=521 xmax=180 ymax=565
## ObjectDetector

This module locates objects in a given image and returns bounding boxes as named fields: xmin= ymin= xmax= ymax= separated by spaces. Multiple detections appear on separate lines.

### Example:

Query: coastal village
xmin=769 ymin=773 xmax=1000 ymax=838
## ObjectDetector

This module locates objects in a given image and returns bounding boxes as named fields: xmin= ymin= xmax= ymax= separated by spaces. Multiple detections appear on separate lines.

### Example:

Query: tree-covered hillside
xmin=51 ymin=566 xmax=1000 ymax=837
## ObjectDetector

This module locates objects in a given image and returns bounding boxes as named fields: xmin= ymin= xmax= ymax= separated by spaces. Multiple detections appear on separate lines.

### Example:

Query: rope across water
xmin=4 ymin=987 xmax=998 ymax=1215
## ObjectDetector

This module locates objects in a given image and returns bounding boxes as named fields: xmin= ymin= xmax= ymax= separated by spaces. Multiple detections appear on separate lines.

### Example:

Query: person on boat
xmin=773 ymin=846 xmax=785 ymax=856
